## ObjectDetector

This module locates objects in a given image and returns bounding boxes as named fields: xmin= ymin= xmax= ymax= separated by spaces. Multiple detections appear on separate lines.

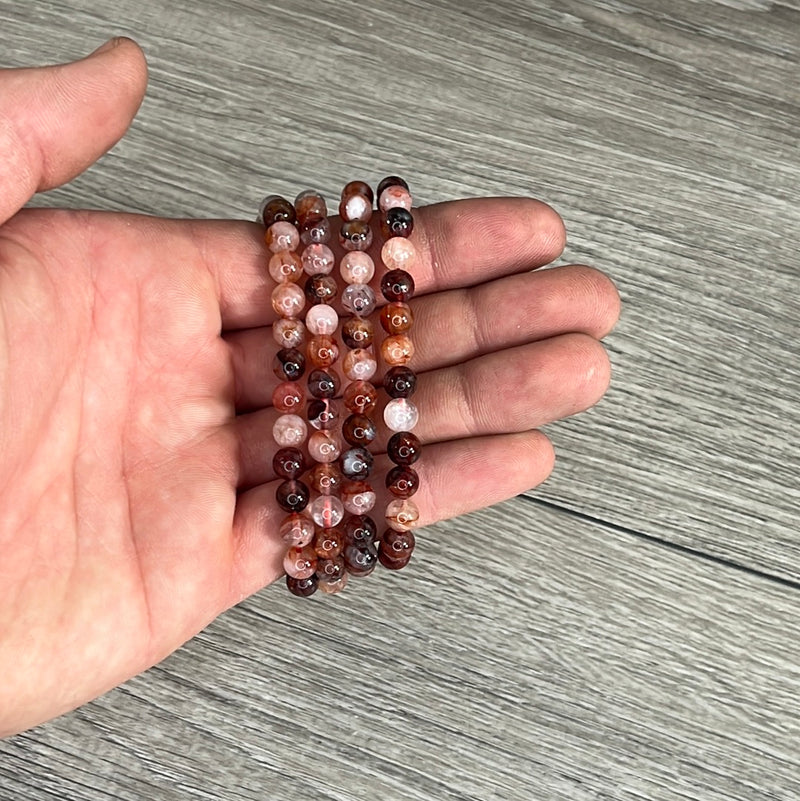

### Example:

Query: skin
xmin=0 ymin=38 xmax=620 ymax=737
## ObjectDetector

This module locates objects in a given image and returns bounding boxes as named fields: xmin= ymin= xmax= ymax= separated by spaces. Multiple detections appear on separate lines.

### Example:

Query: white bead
xmin=343 ymin=489 xmax=376 ymax=515
xmin=384 ymin=398 xmax=419 ymax=432
xmin=272 ymin=414 xmax=307 ymax=447
xmin=305 ymin=304 xmax=339 ymax=336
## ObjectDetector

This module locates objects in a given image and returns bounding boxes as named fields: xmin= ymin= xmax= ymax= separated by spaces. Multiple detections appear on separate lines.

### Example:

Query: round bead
xmin=273 ymin=414 xmax=307 ymax=448
xmin=342 ymin=413 xmax=377 ymax=447
xmin=314 ymin=526 xmax=344 ymax=559
xmin=339 ymin=191 xmax=373 ymax=223
xmin=344 ymin=515 xmax=377 ymax=547
xmin=343 ymin=349 xmax=377 ymax=381
xmin=383 ymin=366 xmax=417 ymax=399
xmin=381 ymin=238 xmax=419 ymax=272
xmin=268 ymin=250 xmax=303 ymax=283
xmin=260 ymin=195 xmax=296 ymax=227
xmin=378 ymin=184 xmax=412 ymax=213
xmin=276 ymin=479 xmax=310 ymax=513
xmin=294 ymin=190 xmax=327 ymax=226
xmin=279 ymin=512 xmax=315 ymax=547
xmin=387 ymin=431 xmax=421 ymax=465
xmin=341 ymin=180 xmax=374 ymax=204
xmin=386 ymin=466 xmax=419 ymax=499
xmin=381 ymin=334 xmax=414 ymax=366
xmin=381 ymin=207 xmax=414 ymax=239
xmin=300 ymin=215 xmax=332 ymax=246
xmin=284 ymin=545 xmax=317 ymax=580
xmin=341 ymin=284 xmax=376 ymax=317
xmin=341 ymin=480 xmax=376 ymax=515
xmin=272 ymin=381 xmax=305 ymax=414
xmin=271 ymin=282 xmax=305 ymax=318
xmin=341 ymin=446 xmax=373 ymax=481
xmin=305 ymin=304 xmax=339 ymax=336
xmin=307 ymin=462 xmax=344 ymax=495
xmin=301 ymin=243 xmax=335 ymax=276
xmin=273 ymin=348 xmax=305 ymax=382
xmin=305 ymin=274 xmax=338 ymax=305
xmin=380 ymin=302 xmax=413 ymax=334
xmin=378 ymin=550 xmax=413 ymax=571
xmin=307 ymin=368 xmax=340 ymax=399
xmin=343 ymin=543 xmax=378 ymax=577
xmin=339 ymin=220 xmax=373 ymax=252
xmin=317 ymin=572 xmax=349 ymax=595
xmin=379 ymin=528 xmax=416 ymax=566
xmin=286 ymin=573 xmax=318 ymax=597
xmin=342 ymin=317 xmax=374 ymax=350
xmin=265 ymin=221 xmax=300 ymax=254
xmin=339 ymin=251 xmax=375 ymax=284
xmin=310 ymin=494 xmax=345 ymax=528
xmin=307 ymin=335 xmax=340 ymax=368
xmin=273 ymin=447 xmax=305 ymax=479
xmin=385 ymin=499 xmax=420 ymax=532
xmin=307 ymin=431 xmax=342 ymax=464
xmin=272 ymin=318 xmax=306 ymax=349
xmin=343 ymin=380 xmax=378 ymax=414
xmin=316 ymin=555 xmax=346 ymax=582
xmin=307 ymin=398 xmax=339 ymax=431
xmin=377 ymin=175 xmax=409 ymax=197
xmin=380 ymin=269 xmax=415 ymax=303
xmin=384 ymin=398 xmax=419 ymax=432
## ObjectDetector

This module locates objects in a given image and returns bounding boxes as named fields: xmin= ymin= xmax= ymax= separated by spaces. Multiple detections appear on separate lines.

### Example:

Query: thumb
xmin=0 ymin=37 xmax=148 ymax=225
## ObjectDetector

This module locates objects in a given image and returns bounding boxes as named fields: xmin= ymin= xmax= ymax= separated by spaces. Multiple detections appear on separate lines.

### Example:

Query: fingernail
xmin=90 ymin=37 xmax=122 ymax=56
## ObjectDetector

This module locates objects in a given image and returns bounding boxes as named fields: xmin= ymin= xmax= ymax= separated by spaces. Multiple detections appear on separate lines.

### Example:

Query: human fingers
xmin=0 ymin=38 xmax=147 ymax=225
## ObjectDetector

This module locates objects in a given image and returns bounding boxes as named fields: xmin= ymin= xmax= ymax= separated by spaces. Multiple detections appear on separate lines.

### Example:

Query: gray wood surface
xmin=1 ymin=0 xmax=798 ymax=799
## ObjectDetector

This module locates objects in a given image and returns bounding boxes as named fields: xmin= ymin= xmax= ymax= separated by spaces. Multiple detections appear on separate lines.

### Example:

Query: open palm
xmin=0 ymin=40 xmax=619 ymax=736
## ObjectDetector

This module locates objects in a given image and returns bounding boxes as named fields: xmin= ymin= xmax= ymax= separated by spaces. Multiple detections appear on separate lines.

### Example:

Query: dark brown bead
xmin=385 ymin=466 xmax=419 ymax=499
xmin=343 ymin=542 xmax=378 ymax=577
xmin=383 ymin=366 xmax=417 ymax=399
xmin=276 ymin=479 xmax=310 ymax=512
xmin=342 ymin=180 xmax=374 ymax=204
xmin=314 ymin=526 xmax=344 ymax=559
xmin=341 ymin=447 xmax=373 ymax=480
xmin=380 ymin=269 xmax=415 ymax=303
xmin=377 ymin=176 xmax=409 ymax=198
xmin=344 ymin=514 xmax=377 ymax=547
xmin=339 ymin=220 xmax=373 ymax=252
xmin=381 ymin=207 xmax=414 ymax=239
xmin=307 ymin=398 xmax=340 ymax=431
xmin=273 ymin=348 xmax=305 ymax=382
xmin=294 ymin=190 xmax=327 ymax=226
xmin=378 ymin=528 xmax=416 ymax=569
xmin=343 ymin=380 xmax=378 ymax=414
xmin=307 ymin=462 xmax=344 ymax=495
xmin=342 ymin=317 xmax=374 ymax=350
xmin=305 ymin=274 xmax=338 ymax=305
xmin=342 ymin=413 xmax=377 ymax=447
xmin=307 ymin=368 xmax=340 ymax=399
xmin=316 ymin=556 xmax=346 ymax=582
xmin=378 ymin=549 xmax=413 ymax=571
xmin=286 ymin=573 xmax=318 ymax=597
xmin=261 ymin=195 xmax=296 ymax=227
xmin=300 ymin=214 xmax=331 ymax=246
xmin=380 ymin=302 xmax=413 ymax=334
xmin=273 ymin=447 xmax=305 ymax=479
xmin=387 ymin=431 xmax=421 ymax=465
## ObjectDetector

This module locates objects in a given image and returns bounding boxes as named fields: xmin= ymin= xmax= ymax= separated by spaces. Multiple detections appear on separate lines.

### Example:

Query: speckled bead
xmin=385 ymin=498 xmax=420 ymax=532
xmin=314 ymin=526 xmax=344 ymax=559
xmin=384 ymin=398 xmax=419 ymax=432
xmin=309 ymin=494 xmax=345 ymax=528
xmin=284 ymin=545 xmax=317 ymax=580
xmin=271 ymin=282 xmax=305 ymax=318
xmin=339 ymin=220 xmax=373 ymax=252
xmin=341 ymin=317 xmax=374 ymax=350
xmin=307 ymin=335 xmax=340 ymax=368
xmin=307 ymin=462 xmax=344 ymax=495
xmin=341 ymin=480 xmax=376 ymax=515
xmin=341 ymin=446 xmax=373 ymax=480
xmin=378 ymin=184 xmax=412 ymax=213
xmin=268 ymin=250 xmax=303 ymax=283
xmin=342 ymin=349 xmax=377 ymax=381
xmin=307 ymin=430 xmax=342 ymax=464
xmin=272 ymin=381 xmax=305 ymax=414
xmin=342 ymin=413 xmax=377 ymax=447
xmin=276 ymin=479 xmax=310 ymax=512
xmin=286 ymin=574 xmax=318 ymax=597
xmin=381 ymin=207 xmax=414 ymax=239
xmin=265 ymin=221 xmax=300 ymax=254
xmin=273 ymin=318 xmax=306 ymax=349
xmin=317 ymin=572 xmax=349 ymax=595
xmin=380 ymin=269 xmax=415 ymax=303
xmin=386 ymin=466 xmax=419 ymax=499
xmin=341 ymin=284 xmax=377 ymax=317
xmin=383 ymin=366 xmax=417 ymax=399
xmin=307 ymin=398 xmax=339 ymax=431
xmin=301 ymin=243 xmax=336 ymax=276
xmin=300 ymin=215 xmax=332 ymax=246
xmin=344 ymin=515 xmax=377 ymax=547
xmin=305 ymin=274 xmax=338 ymax=305
xmin=378 ymin=529 xmax=416 ymax=570
xmin=343 ymin=380 xmax=378 ymax=414
xmin=339 ymin=251 xmax=375 ymax=284
xmin=294 ymin=190 xmax=327 ymax=226
xmin=273 ymin=348 xmax=305 ymax=382
xmin=273 ymin=447 xmax=306 ymax=479
xmin=316 ymin=556 xmax=346 ymax=583
xmin=343 ymin=543 xmax=378 ymax=577
xmin=381 ymin=333 xmax=415 ymax=366
xmin=279 ymin=512 xmax=315 ymax=547
xmin=386 ymin=431 xmax=422 ymax=465
xmin=380 ymin=302 xmax=413 ymax=334
xmin=307 ymin=368 xmax=340 ymax=399
xmin=305 ymin=303 xmax=339 ymax=336
xmin=260 ymin=195 xmax=296 ymax=227
xmin=273 ymin=414 xmax=308 ymax=448
xmin=381 ymin=238 xmax=419 ymax=273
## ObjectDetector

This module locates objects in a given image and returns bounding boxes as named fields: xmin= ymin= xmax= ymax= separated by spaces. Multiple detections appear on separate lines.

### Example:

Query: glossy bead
xmin=343 ymin=349 xmax=377 ymax=381
xmin=307 ymin=368 xmax=340 ymax=399
xmin=386 ymin=466 xmax=419 ymax=499
xmin=378 ymin=549 xmax=413 ymax=571
xmin=308 ymin=430 xmax=342 ymax=464
xmin=343 ymin=380 xmax=378 ymax=414
xmin=378 ymin=184 xmax=412 ymax=213
xmin=276 ymin=479 xmax=310 ymax=512
xmin=305 ymin=274 xmax=338 ymax=305
xmin=284 ymin=545 xmax=317 ymax=579
xmin=387 ymin=431 xmax=421 ymax=465
xmin=343 ymin=543 xmax=378 ymax=577
xmin=310 ymin=494 xmax=345 ymax=528
xmin=300 ymin=215 xmax=331 ymax=245
xmin=273 ymin=447 xmax=305 ymax=479
xmin=307 ymin=335 xmax=339 ymax=368
xmin=381 ymin=207 xmax=414 ymax=239
xmin=341 ymin=317 xmax=374 ymax=350
xmin=307 ymin=462 xmax=343 ymax=495
xmin=341 ymin=446 xmax=373 ymax=481
xmin=260 ymin=195 xmax=296 ymax=227
xmin=314 ymin=526 xmax=343 ymax=559
xmin=273 ymin=347 xmax=305 ymax=382
xmin=268 ymin=250 xmax=303 ymax=283
xmin=341 ymin=284 xmax=376 ymax=317
xmin=294 ymin=190 xmax=327 ymax=226
xmin=265 ymin=221 xmax=300 ymax=254
xmin=305 ymin=304 xmax=339 ymax=336
xmin=272 ymin=318 xmax=305 ymax=349
xmin=342 ymin=413 xmax=377 ymax=447
xmin=385 ymin=499 xmax=420 ymax=531
xmin=381 ymin=333 xmax=414 ymax=366
xmin=271 ymin=282 xmax=305 ymax=318
xmin=380 ymin=302 xmax=413 ymax=334
xmin=341 ymin=480 xmax=376 ymax=515
xmin=317 ymin=571 xmax=349 ymax=594
xmin=380 ymin=269 xmax=415 ymax=303
xmin=316 ymin=556 xmax=346 ymax=582
xmin=272 ymin=381 xmax=304 ymax=414
xmin=379 ymin=528 xmax=416 ymax=566
xmin=279 ymin=512 xmax=315 ymax=546
xmin=286 ymin=573 xmax=318 ymax=597
xmin=307 ymin=398 xmax=339 ymax=431
xmin=344 ymin=514 xmax=377 ymax=547
xmin=381 ymin=238 xmax=419 ymax=273
xmin=341 ymin=180 xmax=374 ymax=204
xmin=384 ymin=398 xmax=419 ymax=432
xmin=273 ymin=414 xmax=307 ymax=448
xmin=383 ymin=366 xmax=417 ymax=399
xmin=339 ymin=251 xmax=375 ymax=284
xmin=339 ymin=191 xmax=373 ymax=223
xmin=301 ymin=243 xmax=335 ymax=276
xmin=339 ymin=220 xmax=373 ymax=252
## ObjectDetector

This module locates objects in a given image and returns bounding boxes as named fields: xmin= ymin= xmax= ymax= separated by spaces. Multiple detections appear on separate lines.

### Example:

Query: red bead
xmin=378 ymin=528 xmax=416 ymax=570
xmin=343 ymin=380 xmax=378 ymax=414
xmin=273 ymin=447 xmax=305 ymax=479
xmin=342 ymin=413 xmax=377 ymax=447
xmin=385 ymin=466 xmax=419 ymax=498
xmin=286 ymin=574 xmax=318 ymax=597
xmin=314 ymin=526 xmax=344 ymax=559
xmin=387 ymin=431 xmax=421 ymax=465
xmin=307 ymin=462 xmax=344 ymax=495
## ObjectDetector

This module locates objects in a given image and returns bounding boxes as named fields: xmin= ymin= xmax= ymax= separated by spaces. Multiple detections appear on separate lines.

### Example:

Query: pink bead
xmin=339 ymin=251 xmax=375 ymax=284
xmin=342 ymin=349 xmax=377 ymax=381
xmin=384 ymin=398 xmax=419 ymax=432
xmin=385 ymin=499 xmax=420 ymax=532
xmin=381 ymin=237 xmax=419 ymax=272
xmin=265 ymin=221 xmax=300 ymax=254
xmin=271 ymin=283 xmax=305 ymax=318
xmin=268 ymin=250 xmax=303 ymax=283
xmin=301 ymin=243 xmax=335 ymax=276
xmin=284 ymin=545 xmax=317 ymax=579
xmin=310 ymin=495 xmax=345 ymax=528
xmin=272 ymin=318 xmax=306 ymax=349
xmin=342 ymin=481 xmax=376 ymax=515
xmin=379 ymin=185 xmax=412 ymax=212
xmin=279 ymin=513 xmax=315 ymax=546
xmin=308 ymin=430 xmax=342 ymax=463
xmin=305 ymin=304 xmax=339 ymax=336
xmin=273 ymin=414 xmax=307 ymax=447
xmin=272 ymin=381 xmax=305 ymax=413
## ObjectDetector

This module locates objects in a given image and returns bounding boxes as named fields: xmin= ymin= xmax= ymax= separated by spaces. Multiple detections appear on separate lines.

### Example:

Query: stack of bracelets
xmin=261 ymin=177 xmax=421 ymax=598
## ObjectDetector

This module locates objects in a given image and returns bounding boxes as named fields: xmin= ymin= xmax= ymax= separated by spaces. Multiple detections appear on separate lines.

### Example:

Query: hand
xmin=0 ymin=40 xmax=619 ymax=737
